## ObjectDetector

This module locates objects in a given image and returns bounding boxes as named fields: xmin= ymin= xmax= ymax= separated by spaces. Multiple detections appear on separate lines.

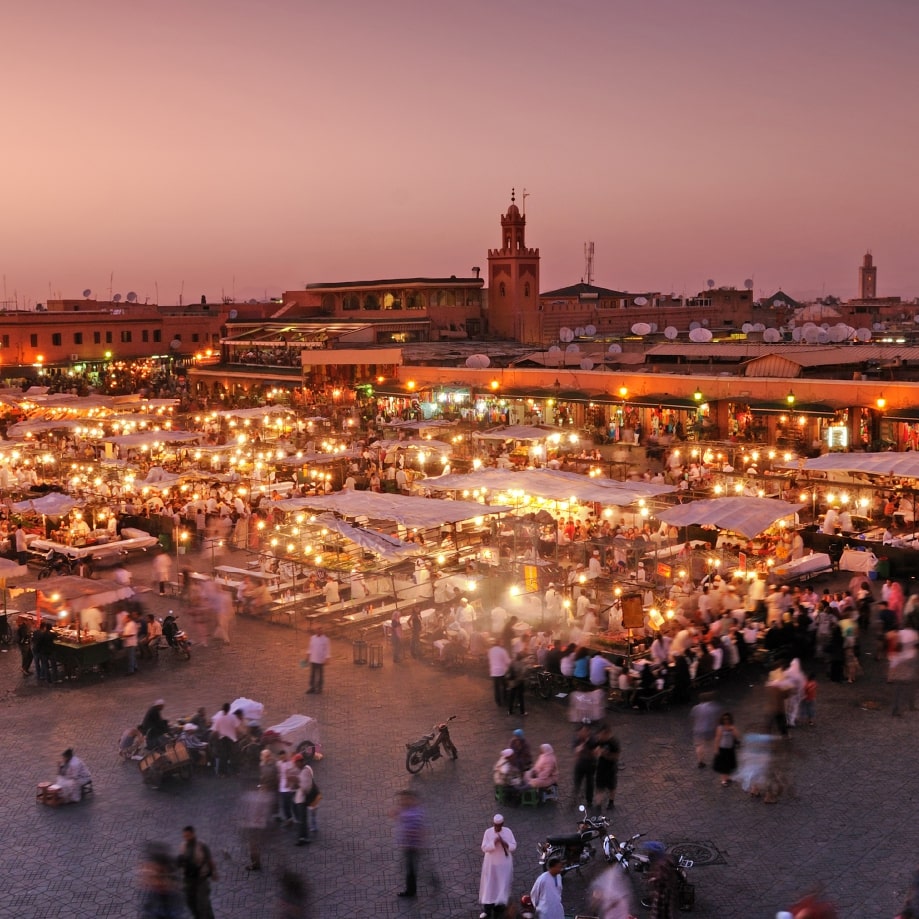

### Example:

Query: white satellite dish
xmin=634 ymin=296 xmax=649 ymax=306
xmin=791 ymin=328 xmax=802 ymax=342
xmin=689 ymin=327 xmax=713 ymax=343
xmin=82 ymin=288 xmax=92 ymax=298
xmin=817 ymin=330 xmax=830 ymax=344
xmin=803 ymin=327 xmax=821 ymax=344
xmin=753 ymin=323 xmax=765 ymax=332
xmin=112 ymin=293 xmax=122 ymax=303
xmin=574 ymin=327 xmax=585 ymax=337
xmin=579 ymin=358 xmax=595 ymax=371
xmin=872 ymin=322 xmax=884 ymax=331
xmin=689 ymin=321 xmax=701 ymax=331
xmin=649 ymin=322 xmax=658 ymax=333
xmin=228 ymin=309 xmax=238 ymax=320
xmin=706 ymin=279 xmax=715 ymax=289
xmin=464 ymin=354 xmax=491 ymax=368
xmin=828 ymin=325 xmax=847 ymax=343
xmin=914 ymin=314 xmax=919 ymax=324
xmin=820 ymin=322 xmax=830 ymax=331
xmin=548 ymin=344 xmax=562 ymax=355
xmin=126 ymin=291 xmax=137 ymax=303
xmin=170 ymin=338 xmax=182 ymax=351
xmin=565 ymin=343 xmax=581 ymax=354
xmin=772 ymin=299 xmax=784 ymax=308
xmin=631 ymin=322 xmax=651 ymax=336
xmin=856 ymin=328 xmax=872 ymax=342
xmin=584 ymin=324 xmax=596 ymax=337
xmin=844 ymin=325 xmax=856 ymax=337
xmin=559 ymin=327 xmax=574 ymax=343
xmin=664 ymin=326 xmax=678 ymax=340
xmin=606 ymin=343 xmax=622 ymax=354
xmin=744 ymin=278 xmax=754 ymax=290
xmin=763 ymin=328 xmax=781 ymax=343
xmin=742 ymin=322 xmax=754 ymax=334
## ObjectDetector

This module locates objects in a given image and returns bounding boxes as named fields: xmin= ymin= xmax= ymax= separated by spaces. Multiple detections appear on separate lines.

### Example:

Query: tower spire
xmin=511 ymin=187 xmax=515 ymax=204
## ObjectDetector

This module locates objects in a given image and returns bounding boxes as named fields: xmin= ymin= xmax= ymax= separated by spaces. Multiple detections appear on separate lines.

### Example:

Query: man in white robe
xmin=530 ymin=856 xmax=565 ymax=919
xmin=479 ymin=815 xmax=516 ymax=917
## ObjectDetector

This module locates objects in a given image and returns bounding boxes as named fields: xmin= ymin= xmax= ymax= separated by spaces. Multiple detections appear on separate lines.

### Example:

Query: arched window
xmin=342 ymin=294 xmax=359 ymax=311
xmin=499 ymin=282 xmax=506 ymax=298
xmin=321 ymin=293 xmax=336 ymax=313
xmin=363 ymin=293 xmax=380 ymax=310
xmin=524 ymin=282 xmax=530 ymax=297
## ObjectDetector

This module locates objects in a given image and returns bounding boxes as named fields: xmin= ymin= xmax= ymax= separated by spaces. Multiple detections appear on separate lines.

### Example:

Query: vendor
xmin=56 ymin=748 xmax=92 ymax=803
xmin=141 ymin=699 xmax=171 ymax=751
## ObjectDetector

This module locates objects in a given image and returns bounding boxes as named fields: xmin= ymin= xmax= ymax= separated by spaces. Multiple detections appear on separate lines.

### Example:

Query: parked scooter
xmin=604 ymin=833 xmax=695 ymax=911
xmin=37 ymin=550 xmax=74 ymax=579
xmin=536 ymin=805 xmax=610 ymax=875
xmin=158 ymin=614 xmax=191 ymax=660
xmin=405 ymin=715 xmax=458 ymax=773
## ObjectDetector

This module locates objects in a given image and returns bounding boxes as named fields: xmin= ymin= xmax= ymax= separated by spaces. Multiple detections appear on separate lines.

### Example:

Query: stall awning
xmin=655 ymin=496 xmax=804 ymax=538
xmin=885 ymin=406 xmax=919 ymax=423
xmin=747 ymin=400 xmax=839 ymax=418
xmin=424 ymin=468 xmax=675 ymax=506
xmin=473 ymin=425 xmax=568 ymax=442
xmin=269 ymin=491 xmax=511 ymax=526
xmin=625 ymin=394 xmax=703 ymax=410
xmin=14 ymin=575 xmax=135 ymax=611
xmin=12 ymin=493 xmax=83 ymax=517
xmin=799 ymin=452 xmax=919 ymax=477
xmin=311 ymin=515 xmax=423 ymax=560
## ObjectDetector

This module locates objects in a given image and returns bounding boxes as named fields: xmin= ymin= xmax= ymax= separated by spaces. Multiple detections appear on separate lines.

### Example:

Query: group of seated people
xmin=493 ymin=729 xmax=558 ymax=801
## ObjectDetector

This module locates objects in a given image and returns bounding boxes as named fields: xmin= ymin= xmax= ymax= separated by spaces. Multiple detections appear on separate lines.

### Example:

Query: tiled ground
xmin=2 ymin=553 xmax=916 ymax=918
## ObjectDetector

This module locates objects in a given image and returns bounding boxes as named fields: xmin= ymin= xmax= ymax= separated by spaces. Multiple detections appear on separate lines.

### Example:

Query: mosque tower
xmin=487 ymin=190 xmax=540 ymax=343
xmin=859 ymin=251 xmax=877 ymax=300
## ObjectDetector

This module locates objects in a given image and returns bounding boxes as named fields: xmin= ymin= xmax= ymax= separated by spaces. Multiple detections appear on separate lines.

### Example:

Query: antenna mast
xmin=522 ymin=188 xmax=530 ymax=216
xmin=584 ymin=242 xmax=595 ymax=286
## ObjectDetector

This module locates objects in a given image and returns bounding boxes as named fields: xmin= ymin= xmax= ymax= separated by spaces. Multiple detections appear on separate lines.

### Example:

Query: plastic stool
xmin=520 ymin=787 xmax=540 ymax=807
xmin=541 ymin=784 xmax=559 ymax=803
xmin=494 ymin=785 xmax=516 ymax=806
xmin=368 ymin=644 xmax=383 ymax=669
xmin=352 ymin=640 xmax=367 ymax=665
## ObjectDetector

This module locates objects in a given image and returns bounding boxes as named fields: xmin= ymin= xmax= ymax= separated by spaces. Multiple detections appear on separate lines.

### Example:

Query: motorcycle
xmin=157 ymin=614 xmax=191 ymax=661
xmin=37 ymin=550 xmax=74 ymax=579
xmin=405 ymin=715 xmax=458 ymax=773
xmin=536 ymin=805 xmax=610 ymax=875
xmin=603 ymin=833 xmax=695 ymax=911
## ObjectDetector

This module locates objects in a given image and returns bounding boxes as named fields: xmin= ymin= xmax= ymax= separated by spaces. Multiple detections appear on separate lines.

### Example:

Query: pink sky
xmin=3 ymin=0 xmax=917 ymax=306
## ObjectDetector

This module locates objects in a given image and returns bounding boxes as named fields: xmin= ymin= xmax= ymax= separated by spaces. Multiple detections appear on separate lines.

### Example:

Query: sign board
xmin=523 ymin=565 xmax=539 ymax=594
xmin=621 ymin=593 xmax=645 ymax=630
xmin=656 ymin=562 xmax=672 ymax=579
xmin=738 ymin=552 xmax=747 ymax=571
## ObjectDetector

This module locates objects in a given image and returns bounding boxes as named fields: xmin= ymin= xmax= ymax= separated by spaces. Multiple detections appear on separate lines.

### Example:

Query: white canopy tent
xmin=799 ymin=453 xmax=919 ymax=478
xmin=310 ymin=515 xmax=423 ymax=561
xmin=473 ymin=425 xmax=568 ymax=442
xmin=655 ymin=496 xmax=804 ymax=539
xmin=424 ymin=468 xmax=675 ymax=506
xmin=104 ymin=431 xmax=201 ymax=448
xmin=269 ymin=491 xmax=511 ymax=527
xmin=11 ymin=493 xmax=83 ymax=517
xmin=372 ymin=438 xmax=453 ymax=456
xmin=215 ymin=405 xmax=295 ymax=420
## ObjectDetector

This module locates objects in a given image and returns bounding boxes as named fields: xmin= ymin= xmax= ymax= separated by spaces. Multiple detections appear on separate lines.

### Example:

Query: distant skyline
xmin=3 ymin=0 xmax=917 ymax=306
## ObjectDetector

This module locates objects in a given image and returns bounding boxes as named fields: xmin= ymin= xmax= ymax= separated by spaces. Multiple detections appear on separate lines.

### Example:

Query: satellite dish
xmin=706 ymin=279 xmax=715 ymax=289
xmin=664 ymin=326 xmax=678 ymax=340
xmin=763 ymin=328 xmax=781 ymax=343
xmin=170 ymin=338 xmax=182 ymax=351
xmin=753 ymin=323 xmax=765 ymax=332
xmin=584 ymin=324 xmax=596 ymax=337
xmin=631 ymin=322 xmax=651 ymax=336
xmin=817 ymin=330 xmax=830 ymax=344
xmin=634 ymin=296 xmax=649 ymax=307
xmin=548 ymin=344 xmax=561 ymax=355
xmin=579 ymin=358 xmax=595 ymax=371
xmin=914 ymin=314 xmax=919 ymax=324
xmin=856 ymin=328 xmax=872 ymax=342
xmin=464 ymin=354 xmax=491 ymax=369
xmin=772 ymin=299 xmax=784 ymax=308
xmin=742 ymin=322 xmax=754 ymax=334
xmin=112 ymin=293 xmax=122 ymax=303
xmin=744 ymin=278 xmax=754 ymax=290
xmin=228 ymin=309 xmax=238 ymax=320
xmin=559 ymin=327 xmax=574 ymax=343
xmin=828 ymin=325 xmax=847 ymax=343
xmin=791 ymin=328 xmax=802 ymax=342
xmin=82 ymin=288 xmax=92 ymax=298
xmin=606 ymin=343 xmax=622 ymax=354
xmin=689 ymin=327 xmax=713 ymax=343
xmin=689 ymin=321 xmax=701 ymax=331
xmin=126 ymin=291 xmax=137 ymax=303
xmin=574 ymin=327 xmax=585 ymax=337
xmin=803 ymin=327 xmax=821 ymax=344
xmin=565 ymin=343 xmax=581 ymax=354
xmin=872 ymin=322 xmax=884 ymax=332
xmin=649 ymin=322 xmax=658 ymax=333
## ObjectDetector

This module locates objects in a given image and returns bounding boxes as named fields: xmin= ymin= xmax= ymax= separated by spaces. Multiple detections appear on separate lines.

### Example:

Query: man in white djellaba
xmin=478 ymin=815 xmax=517 ymax=919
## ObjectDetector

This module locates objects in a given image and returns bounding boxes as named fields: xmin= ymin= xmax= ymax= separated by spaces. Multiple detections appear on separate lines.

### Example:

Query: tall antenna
xmin=522 ymin=188 xmax=530 ymax=216
xmin=584 ymin=242 xmax=595 ymax=286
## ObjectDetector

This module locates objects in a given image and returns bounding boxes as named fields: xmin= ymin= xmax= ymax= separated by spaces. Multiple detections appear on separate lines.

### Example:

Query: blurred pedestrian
xmin=176 ymin=826 xmax=217 ymax=919
xmin=240 ymin=782 xmax=273 ymax=871
xmin=689 ymin=692 xmax=721 ymax=768
xmin=306 ymin=626 xmax=330 ymax=694
xmin=479 ymin=814 xmax=516 ymax=918
xmin=391 ymin=789 xmax=428 ymax=899
xmin=277 ymin=869 xmax=310 ymax=919
xmin=588 ymin=863 xmax=635 ymax=919
xmin=595 ymin=724 xmax=620 ymax=809
xmin=138 ymin=841 xmax=184 ymax=919
xmin=391 ymin=611 xmax=404 ymax=663
xmin=572 ymin=723 xmax=598 ymax=808
xmin=16 ymin=616 xmax=32 ymax=676
xmin=712 ymin=712 xmax=740 ymax=787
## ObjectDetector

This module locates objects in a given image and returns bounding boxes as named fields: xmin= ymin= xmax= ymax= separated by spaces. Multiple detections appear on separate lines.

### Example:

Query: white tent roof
xmin=424 ymin=468 xmax=675 ymax=506
xmin=373 ymin=438 xmax=453 ymax=455
xmin=473 ymin=425 xmax=567 ymax=442
xmin=215 ymin=405 xmax=294 ymax=419
xmin=15 ymin=575 xmax=135 ymax=611
xmin=311 ymin=515 xmax=423 ymax=561
xmin=12 ymin=493 xmax=83 ymax=517
xmin=270 ymin=491 xmax=510 ymax=527
xmin=800 ymin=452 xmax=919 ymax=477
xmin=104 ymin=431 xmax=201 ymax=447
xmin=655 ymin=496 xmax=804 ymax=538
xmin=275 ymin=448 xmax=360 ymax=467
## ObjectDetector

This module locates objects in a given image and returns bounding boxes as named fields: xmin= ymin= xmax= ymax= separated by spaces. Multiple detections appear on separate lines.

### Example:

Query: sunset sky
xmin=3 ymin=0 xmax=917 ymax=306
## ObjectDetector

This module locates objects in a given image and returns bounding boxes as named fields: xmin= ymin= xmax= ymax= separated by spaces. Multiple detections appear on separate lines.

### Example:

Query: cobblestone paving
xmin=1 ymin=554 xmax=917 ymax=918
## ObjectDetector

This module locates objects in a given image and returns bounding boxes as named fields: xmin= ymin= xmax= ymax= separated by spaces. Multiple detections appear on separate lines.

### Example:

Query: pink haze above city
xmin=3 ymin=0 xmax=918 ymax=306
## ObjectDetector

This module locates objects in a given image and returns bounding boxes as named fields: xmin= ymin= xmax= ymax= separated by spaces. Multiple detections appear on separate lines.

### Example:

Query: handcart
xmin=139 ymin=740 xmax=193 ymax=789
xmin=261 ymin=714 xmax=322 ymax=761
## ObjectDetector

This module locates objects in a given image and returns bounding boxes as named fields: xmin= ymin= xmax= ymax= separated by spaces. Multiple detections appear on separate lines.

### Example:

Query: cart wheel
xmin=536 ymin=673 xmax=553 ymax=700
xmin=37 ymin=568 xmax=51 ymax=580
xmin=179 ymin=764 xmax=193 ymax=781
xmin=296 ymin=740 xmax=316 ymax=761
xmin=406 ymin=749 xmax=425 ymax=774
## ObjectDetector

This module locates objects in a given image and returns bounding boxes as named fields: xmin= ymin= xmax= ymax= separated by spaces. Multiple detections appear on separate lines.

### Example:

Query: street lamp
xmin=786 ymin=389 xmax=796 ymax=406
xmin=693 ymin=388 xmax=703 ymax=403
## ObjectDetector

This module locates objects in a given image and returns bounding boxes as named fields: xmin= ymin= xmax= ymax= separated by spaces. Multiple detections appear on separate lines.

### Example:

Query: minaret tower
xmin=487 ymin=189 xmax=540 ymax=343
xmin=859 ymin=251 xmax=877 ymax=299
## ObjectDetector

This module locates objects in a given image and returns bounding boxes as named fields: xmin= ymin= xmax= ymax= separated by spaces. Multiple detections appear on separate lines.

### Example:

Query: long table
xmin=53 ymin=636 xmax=122 ymax=678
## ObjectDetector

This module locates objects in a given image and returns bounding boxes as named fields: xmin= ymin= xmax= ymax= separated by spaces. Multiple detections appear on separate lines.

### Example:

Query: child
xmin=801 ymin=673 xmax=818 ymax=726
xmin=845 ymin=646 xmax=862 ymax=684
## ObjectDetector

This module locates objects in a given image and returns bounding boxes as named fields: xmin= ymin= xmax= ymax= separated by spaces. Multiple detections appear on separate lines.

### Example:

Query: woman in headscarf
xmin=782 ymin=659 xmax=807 ymax=728
xmin=525 ymin=743 xmax=559 ymax=790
